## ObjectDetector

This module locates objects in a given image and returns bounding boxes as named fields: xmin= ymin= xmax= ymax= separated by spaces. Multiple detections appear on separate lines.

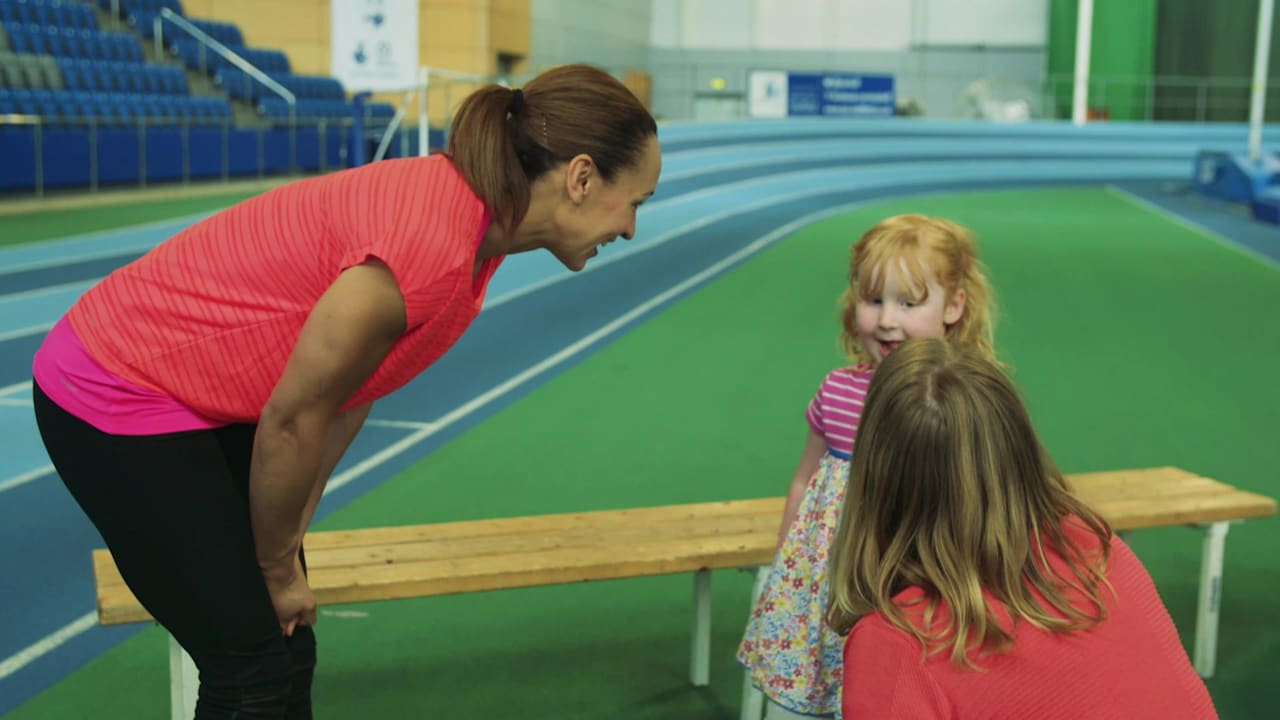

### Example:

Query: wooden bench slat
xmin=90 ymin=499 xmax=784 ymax=580
xmin=1084 ymin=493 xmax=1277 ymax=530
xmin=92 ymin=468 xmax=1276 ymax=626
xmin=313 ymin=531 xmax=773 ymax=595
xmin=1071 ymin=475 xmax=1228 ymax=500
xmin=96 ymin=531 xmax=777 ymax=625
xmin=303 ymin=514 xmax=780 ymax=571
xmin=301 ymin=498 xmax=785 ymax=550
xmin=88 ymin=505 xmax=788 ymax=595
xmin=1067 ymin=466 xmax=1200 ymax=489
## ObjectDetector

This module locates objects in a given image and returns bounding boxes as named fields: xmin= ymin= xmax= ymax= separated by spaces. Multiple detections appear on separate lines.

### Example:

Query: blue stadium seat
xmin=126 ymin=63 xmax=144 ymax=92
xmin=142 ymin=66 xmax=158 ymax=93
xmin=22 ymin=24 xmax=45 ymax=53
xmin=86 ymin=31 xmax=106 ymax=60
xmin=70 ymin=95 xmax=92 ymax=120
xmin=60 ymin=59 xmax=83 ymax=89
xmin=83 ymin=64 xmax=101 ymax=92
xmin=11 ymin=86 xmax=35 ymax=111
xmin=100 ymin=64 xmax=120 ymax=92
xmin=41 ymin=27 xmax=65 ymax=56
xmin=50 ymin=3 xmax=71 ymax=28
xmin=4 ymin=23 xmax=28 ymax=52
xmin=162 ymin=68 xmax=173 ymax=94
xmin=56 ymin=95 xmax=78 ymax=121
xmin=131 ymin=9 xmax=155 ymax=37
xmin=30 ymin=4 xmax=50 ymax=28
xmin=156 ymin=66 xmax=172 ymax=93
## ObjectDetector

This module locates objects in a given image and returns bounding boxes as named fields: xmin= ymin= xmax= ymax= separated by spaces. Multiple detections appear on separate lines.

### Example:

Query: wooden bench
xmin=92 ymin=467 xmax=1274 ymax=719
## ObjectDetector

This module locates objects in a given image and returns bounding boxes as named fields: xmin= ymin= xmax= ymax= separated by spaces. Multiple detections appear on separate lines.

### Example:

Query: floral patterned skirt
xmin=737 ymin=452 xmax=849 ymax=716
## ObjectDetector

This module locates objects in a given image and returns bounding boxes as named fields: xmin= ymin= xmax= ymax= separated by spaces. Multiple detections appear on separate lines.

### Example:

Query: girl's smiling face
xmin=855 ymin=255 xmax=966 ymax=366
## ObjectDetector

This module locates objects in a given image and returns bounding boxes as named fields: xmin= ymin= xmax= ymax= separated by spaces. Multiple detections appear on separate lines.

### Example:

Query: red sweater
xmin=842 ymin=525 xmax=1217 ymax=719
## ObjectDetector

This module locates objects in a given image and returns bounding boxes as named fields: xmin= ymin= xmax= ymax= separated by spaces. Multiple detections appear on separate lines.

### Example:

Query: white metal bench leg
xmin=691 ymin=569 xmax=712 ymax=686
xmin=1193 ymin=521 xmax=1230 ymax=678
xmin=740 ymin=566 xmax=770 ymax=720
xmin=168 ymin=634 xmax=197 ymax=720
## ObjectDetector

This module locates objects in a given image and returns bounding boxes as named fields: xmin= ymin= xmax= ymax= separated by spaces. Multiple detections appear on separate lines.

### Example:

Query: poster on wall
xmin=748 ymin=70 xmax=895 ymax=118
xmin=747 ymin=70 xmax=789 ymax=119
xmin=331 ymin=0 xmax=419 ymax=91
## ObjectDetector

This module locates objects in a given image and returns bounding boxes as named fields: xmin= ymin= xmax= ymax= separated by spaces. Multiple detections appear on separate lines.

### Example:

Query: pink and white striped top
xmin=805 ymin=365 xmax=875 ymax=459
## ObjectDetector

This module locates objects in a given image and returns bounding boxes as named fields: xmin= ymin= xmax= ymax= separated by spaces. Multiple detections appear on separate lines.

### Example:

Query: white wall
xmin=528 ymin=0 xmax=1049 ymax=120
xmin=653 ymin=0 xmax=1046 ymax=51
xmin=530 ymin=0 xmax=652 ymax=71
xmin=646 ymin=0 xmax=1048 ymax=120
xmin=918 ymin=0 xmax=1047 ymax=47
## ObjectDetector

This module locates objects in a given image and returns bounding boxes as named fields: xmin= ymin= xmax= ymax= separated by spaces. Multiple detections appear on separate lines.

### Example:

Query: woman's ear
xmin=564 ymin=153 xmax=596 ymax=204
xmin=944 ymin=288 xmax=967 ymax=325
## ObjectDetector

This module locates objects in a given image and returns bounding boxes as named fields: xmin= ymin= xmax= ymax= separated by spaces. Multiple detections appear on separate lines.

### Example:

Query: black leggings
xmin=33 ymin=382 xmax=315 ymax=719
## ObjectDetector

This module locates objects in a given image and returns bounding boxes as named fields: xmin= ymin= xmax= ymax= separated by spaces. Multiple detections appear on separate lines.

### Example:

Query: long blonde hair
xmin=840 ymin=215 xmax=996 ymax=364
xmin=827 ymin=338 xmax=1111 ymax=669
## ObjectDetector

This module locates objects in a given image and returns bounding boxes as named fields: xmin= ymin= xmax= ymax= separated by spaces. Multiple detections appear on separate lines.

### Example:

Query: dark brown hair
xmin=447 ymin=64 xmax=658 ymax=232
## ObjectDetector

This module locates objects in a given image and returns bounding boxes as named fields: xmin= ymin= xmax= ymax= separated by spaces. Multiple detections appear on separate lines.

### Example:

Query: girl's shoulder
xmin=825 ymin=363 xmax=875 ymax=384
xmin=814 ymin=365 xmax=875 ymax=401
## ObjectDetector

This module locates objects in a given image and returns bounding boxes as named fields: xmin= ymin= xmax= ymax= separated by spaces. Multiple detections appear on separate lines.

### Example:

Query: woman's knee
xmin=192 ymin=634 xmax=307 ymax=719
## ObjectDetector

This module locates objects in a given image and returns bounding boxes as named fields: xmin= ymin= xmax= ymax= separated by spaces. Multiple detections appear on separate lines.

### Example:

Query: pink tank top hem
xmin=33 ymin=317 xmax=225 ymax=436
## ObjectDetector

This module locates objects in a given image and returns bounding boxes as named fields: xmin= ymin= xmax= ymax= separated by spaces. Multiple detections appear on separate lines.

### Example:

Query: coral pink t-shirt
xmin=842 ymin=522 xmax=1217 ymax=719
xmin=34 ymin=155 xmax=500 ymax=433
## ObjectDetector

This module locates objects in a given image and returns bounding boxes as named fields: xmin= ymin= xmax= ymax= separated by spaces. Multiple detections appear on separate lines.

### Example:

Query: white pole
xmin=418 ymin=66 xmax=429 ymax=156
xmin=1248 ymin=0 xmax=1275 ymax=162
xmin=1072 ymin=0 xmax=1095 ymax=126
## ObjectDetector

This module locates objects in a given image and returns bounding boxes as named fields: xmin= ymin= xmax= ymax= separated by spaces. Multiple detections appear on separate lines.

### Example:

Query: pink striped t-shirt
xmin=805 ymin=365 xmax=875 ymax=459
xmin=58 ymin=154 xmax=499 ymax=425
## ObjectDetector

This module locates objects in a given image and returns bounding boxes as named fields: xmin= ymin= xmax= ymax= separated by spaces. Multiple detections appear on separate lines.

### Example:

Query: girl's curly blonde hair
xmin=839 ymin=214 xmax=996 ymax=364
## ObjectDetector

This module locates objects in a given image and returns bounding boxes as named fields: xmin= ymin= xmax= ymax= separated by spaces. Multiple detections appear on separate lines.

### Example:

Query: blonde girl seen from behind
xmin=827 ymin=338 xmax=1216 ymax=719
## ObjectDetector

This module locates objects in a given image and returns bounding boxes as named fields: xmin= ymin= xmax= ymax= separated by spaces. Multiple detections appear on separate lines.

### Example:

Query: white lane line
xmin=0 ymin=612 xmax=98 ymax=681
xmin=0 ymin=247 xmax=152 ymax=276
xmin=363 ymin=418 xmax=437 ymax=431
xmin=0 ymin=464 xmax=54 ymax=494
xmin=0 ymin=381 xmax=32 ymax=398
xmin=1105 ymin=184 xmax=1280 ymax=269
xmin=0 ymin=322 xmax=54 ymax=343
xmin=0 ymin=280 xmax=100 ymax=305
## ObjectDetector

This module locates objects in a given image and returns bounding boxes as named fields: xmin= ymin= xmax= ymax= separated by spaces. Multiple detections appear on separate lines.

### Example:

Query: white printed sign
xmin=331 ymin=0 xmax=419 ymax=91
xmin=748 ymin=70 xmax=788 ymax=119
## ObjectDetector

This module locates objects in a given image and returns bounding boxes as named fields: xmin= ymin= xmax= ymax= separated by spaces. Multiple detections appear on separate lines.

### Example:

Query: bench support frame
xmin=169 ymin=635 xmax=197 ymax=720
xmin=162 ymin=518 xmax=1237 ymax=720
xmin=164 ymin=568 xmax=721 ymax=719
xmin=1194 ymin=521 xmax=1231 ymax=678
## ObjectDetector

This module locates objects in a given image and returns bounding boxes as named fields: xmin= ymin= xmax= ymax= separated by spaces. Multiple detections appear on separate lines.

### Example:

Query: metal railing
xmin=0 ymin=114 xmax=361 ymax=198
xmin=154 ymin=7 xmax=298 ymax=170
xmin=1041 ymin=74 xmax=1280 ymax=123
xmin=638 ymin=64 xmax=1280 ymax=124
xmin=372 ymin=66 xmax=505 ymax=161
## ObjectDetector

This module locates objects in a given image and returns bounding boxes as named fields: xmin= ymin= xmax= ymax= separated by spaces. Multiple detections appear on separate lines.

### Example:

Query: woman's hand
xmin=250 ymin=261 xmax=404 ymax=636
xmin=263 ymin=556 xmax=317 ymax=636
